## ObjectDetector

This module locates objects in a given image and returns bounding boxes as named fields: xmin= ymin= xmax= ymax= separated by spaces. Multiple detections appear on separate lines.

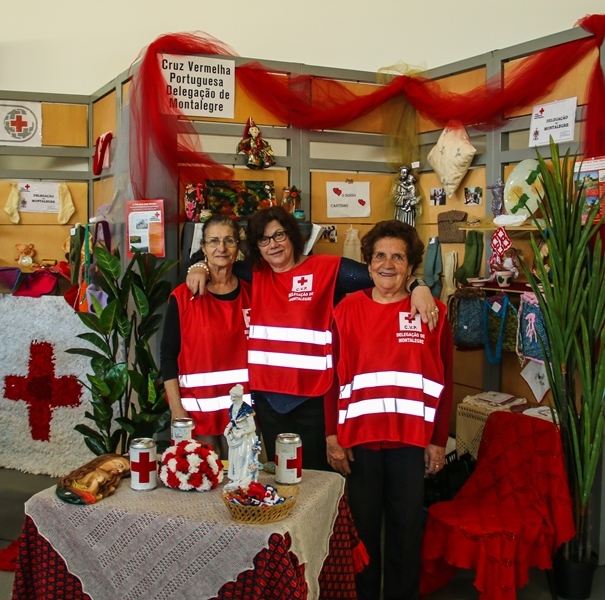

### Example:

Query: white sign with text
xmin=326 ymin=181 xmax=371 ymax=218
xmin=528 ymin=97 xmax=577 ymax=147
xmin=159 ymin=54 xmax=235 ymax=118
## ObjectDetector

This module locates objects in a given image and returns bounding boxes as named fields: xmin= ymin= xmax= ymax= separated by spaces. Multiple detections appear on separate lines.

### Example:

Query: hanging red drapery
xmin=129 ymin=15 xmax=605 ymax=201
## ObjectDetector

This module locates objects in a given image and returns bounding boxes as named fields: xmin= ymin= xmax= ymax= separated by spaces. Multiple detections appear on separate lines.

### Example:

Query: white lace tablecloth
xmin=25 ymin=470 xmax=345 ymax=600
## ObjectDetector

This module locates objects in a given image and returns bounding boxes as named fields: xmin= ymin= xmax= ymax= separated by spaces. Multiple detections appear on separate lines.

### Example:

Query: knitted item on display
xmin=454 ymin=231 xmax=484 ymax=285
xmin=442 ymin=251 xmax=458 ymax=303
xmin=424 ymin=237 xmax=443 ymax=299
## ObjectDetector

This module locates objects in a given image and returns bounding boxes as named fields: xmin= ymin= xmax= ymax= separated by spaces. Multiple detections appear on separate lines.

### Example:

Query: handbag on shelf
xmin=483 ymin=292 xmax=518 ymax=365
xmin=448 ymin=287 xmax=486 ymax=349
xmin=516 ymin=292 xmax=551 ymax=364
xmin=0 ymin=266 xmax=23 ymax=294
xmin=12 ymin=270 xmax=59 ymax=298
xmin=438 ymin=210 xmax=468 ymax=244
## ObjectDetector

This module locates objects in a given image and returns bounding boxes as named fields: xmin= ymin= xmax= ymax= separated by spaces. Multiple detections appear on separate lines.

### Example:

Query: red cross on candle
xmin=275 ymin=445 xmax=303 ymax=478
xmin=131 ymin=451 xmax=157 ymax=483
xmin=10 ymin=114 xmax=28 ymax=132
xmin=297 ymin=276 xmax=308 ymax=287
xmin=4 ymin=341 xmax=82 ymax=441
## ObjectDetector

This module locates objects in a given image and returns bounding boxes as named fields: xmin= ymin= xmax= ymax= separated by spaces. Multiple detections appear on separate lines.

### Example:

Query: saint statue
xmin=393 ymin=165 xmax=420 ymax=226
xmin=56 ymin=454 xmax=130 ymax=504
xmin=224 ymin=384 xmax=261 ymax=491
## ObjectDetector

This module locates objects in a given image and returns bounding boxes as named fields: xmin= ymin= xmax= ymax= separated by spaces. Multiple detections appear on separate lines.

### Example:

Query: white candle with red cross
xmin=129 ymin=438 xmax=158 ymax=491
xmin=275 ymin=433 xmax=302 ymax=484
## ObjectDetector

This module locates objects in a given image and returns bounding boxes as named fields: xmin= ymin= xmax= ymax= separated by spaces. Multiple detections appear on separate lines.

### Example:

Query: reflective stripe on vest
xmin=338 ymin=398 xmax=437 ymax=424
xmin=178 ymin=368 xmax=249 ymax=388
xmin=339 ymin=370 xmax=444 ymax=400
xmin=182 ymin=393 xmax=252 ymax=413
xmin=248 ymin=350 xmax=333 ymax=371
xmin=249 ymin=324 xmax=332 ymax=346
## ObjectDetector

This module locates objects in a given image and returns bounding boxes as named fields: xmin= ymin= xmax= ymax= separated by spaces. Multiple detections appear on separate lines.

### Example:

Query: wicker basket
xmin=221 ymin=485 xmax=300 ymax=524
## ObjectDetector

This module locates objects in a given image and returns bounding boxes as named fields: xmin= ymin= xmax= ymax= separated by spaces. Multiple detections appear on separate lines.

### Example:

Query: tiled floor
xmin=2 ymin=466 xmax=605 ymax=599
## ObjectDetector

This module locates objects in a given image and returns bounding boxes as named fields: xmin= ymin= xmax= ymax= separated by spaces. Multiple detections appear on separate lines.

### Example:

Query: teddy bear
xmin=14 ymin=243 xmax=36 ymax=268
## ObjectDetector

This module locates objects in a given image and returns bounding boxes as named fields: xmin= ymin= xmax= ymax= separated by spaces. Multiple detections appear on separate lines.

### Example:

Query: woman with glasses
xmin=160 ymin=214 xmax=251 ymax=457
xmin=187 ymin=207 xmax=438 ymax=469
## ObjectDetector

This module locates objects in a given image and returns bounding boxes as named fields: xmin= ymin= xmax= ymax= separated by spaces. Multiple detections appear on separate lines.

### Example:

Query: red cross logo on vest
xmin=292 ymin=273 xmax=313 ymax=292
xmin=130 ymin=451 xmax=157 ymax=483
xmin=4 ymin=341 xmax=83 ymax=441
xmin=275 ymin=444 xmax=303 ymax=478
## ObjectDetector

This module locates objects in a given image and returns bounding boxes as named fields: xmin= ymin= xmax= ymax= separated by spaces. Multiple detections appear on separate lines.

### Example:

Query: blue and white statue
xmin=224 ymin=384 xmax=261 ymax=491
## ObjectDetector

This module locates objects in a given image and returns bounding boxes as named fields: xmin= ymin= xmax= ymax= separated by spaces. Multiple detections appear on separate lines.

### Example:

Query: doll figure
xmin=393 ymin=166 xmax=420 ymax=226
xmin=224 ymin=384 xmax=261 ymax=491
xmin=56 ymin=454 xmax=130 ymax=504
xmin=236 ymin=117 xmax=276 ymax=170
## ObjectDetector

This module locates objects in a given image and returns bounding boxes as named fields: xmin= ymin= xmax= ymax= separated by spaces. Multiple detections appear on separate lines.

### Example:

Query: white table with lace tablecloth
xmin=455 ymin=395 xmax=527 ymax=459
xmin=20 ymin=470 xmax=346 ymax=600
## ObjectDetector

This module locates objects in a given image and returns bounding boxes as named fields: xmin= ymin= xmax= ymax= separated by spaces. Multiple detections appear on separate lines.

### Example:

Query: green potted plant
xmin=66 ymin=246 xmax=178 ymax=456
xmin=524 ymin=139 xmax=605 ymax=598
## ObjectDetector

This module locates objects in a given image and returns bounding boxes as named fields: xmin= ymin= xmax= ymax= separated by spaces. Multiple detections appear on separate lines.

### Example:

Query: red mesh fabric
xmin=420 ymin=412 xmax=575 ymax=600
xmin=129 ymin=32 xmax=236 ymax=199
xmin=130 ymin=15 xmax=605 ymax=200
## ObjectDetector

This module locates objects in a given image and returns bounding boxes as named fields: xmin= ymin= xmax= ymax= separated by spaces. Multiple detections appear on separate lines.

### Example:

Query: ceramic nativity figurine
xmin=56 ymin=454 xmax=130 ymax=505
xmin=224 ymin=384 xmax=261 ymax=491
xmin=236 ymin=117 xmax=276 ymax=169
xmin=393 ymin=165 xmax=420 ymax=226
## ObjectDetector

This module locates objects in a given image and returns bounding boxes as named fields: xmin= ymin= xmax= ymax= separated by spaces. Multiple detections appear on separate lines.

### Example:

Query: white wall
xmin=1 ymin=0 xmax=603 ymax=95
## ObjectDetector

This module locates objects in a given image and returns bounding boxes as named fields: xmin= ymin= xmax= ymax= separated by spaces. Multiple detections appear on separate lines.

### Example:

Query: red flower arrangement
xmin=159 ymin=440 xmax=223 ymax=491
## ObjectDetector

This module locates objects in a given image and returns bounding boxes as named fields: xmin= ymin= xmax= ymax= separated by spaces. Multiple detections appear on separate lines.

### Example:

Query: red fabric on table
xmin=420 ymin=412 xmax=575 ymax=600
xmin=13 ymin=496 xmax=359 ymax=599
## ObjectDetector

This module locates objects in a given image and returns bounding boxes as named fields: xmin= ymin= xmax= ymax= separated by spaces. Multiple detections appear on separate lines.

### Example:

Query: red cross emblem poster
xmin=0 ymin=101 xmax=42 ymax=147
xmin=0 ymin=296 xmax=95 ymax=476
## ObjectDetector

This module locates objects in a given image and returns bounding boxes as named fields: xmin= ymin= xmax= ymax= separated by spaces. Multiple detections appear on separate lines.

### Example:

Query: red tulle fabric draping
xmin=129 ymin=32 xmax=237 ymax=199
xmin=129 ymin=15 xmax=605 ymax=200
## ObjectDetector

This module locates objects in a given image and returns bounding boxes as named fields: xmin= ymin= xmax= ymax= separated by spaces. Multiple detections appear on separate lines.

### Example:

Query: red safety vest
xmin=248 ymin=255 xmax=340 ymax=397
xmin=172 ymin=281 xmax=251 ymax=436
xmin=333 ymin=291 xmax=447 ymax=449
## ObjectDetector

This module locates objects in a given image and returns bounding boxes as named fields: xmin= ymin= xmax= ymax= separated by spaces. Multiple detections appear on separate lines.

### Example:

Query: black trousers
xmin=253 ymin=393 xmax=330 ymax=471
xmin=347 ymin=445 xmax=425 ymax=600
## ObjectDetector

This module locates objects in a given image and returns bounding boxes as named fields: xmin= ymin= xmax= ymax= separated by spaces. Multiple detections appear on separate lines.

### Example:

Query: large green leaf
xmin=95 ymin=245 xmax=122 ymax=281
xmin=132 ymin=283 xmax=150 ymax=317
xmin=75 ymin=332 xmax=111 ymax=356
xmin=99 ymin=299 xmax=120 ymax=335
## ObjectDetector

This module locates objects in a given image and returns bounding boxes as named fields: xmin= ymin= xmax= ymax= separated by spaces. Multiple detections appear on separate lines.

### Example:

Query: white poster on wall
xmin=528 ymin=97 xmax=577 ymax=147
xmin=326 ymin=181 xmax=371 ymax=218
xmin=0 ymin=102 xmax=42 ymax=147
xmin=159 ymin=54 xmax=235 ymax=118
xmin=17 ymin=181 xmax=60 ymax=213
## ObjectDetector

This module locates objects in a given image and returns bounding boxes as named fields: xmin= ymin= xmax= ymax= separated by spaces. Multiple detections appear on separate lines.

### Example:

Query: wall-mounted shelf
xmin=459 ymin=218 xmax=540 ymax=232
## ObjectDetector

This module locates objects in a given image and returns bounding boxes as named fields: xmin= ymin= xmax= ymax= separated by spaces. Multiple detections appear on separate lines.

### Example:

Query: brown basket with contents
xmin=222 ymin=485 xmax=300 ymax=524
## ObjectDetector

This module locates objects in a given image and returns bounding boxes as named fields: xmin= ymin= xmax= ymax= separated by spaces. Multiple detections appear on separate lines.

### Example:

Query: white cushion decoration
xmin=427 ymin=121 xmax=476 ymax=198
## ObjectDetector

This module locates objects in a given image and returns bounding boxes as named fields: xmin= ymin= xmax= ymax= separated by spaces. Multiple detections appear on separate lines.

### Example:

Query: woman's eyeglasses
xmin=257 ymin=230 xmax=287 ymax=246
xmin=203 ymin=237 xmax=238 ymax=248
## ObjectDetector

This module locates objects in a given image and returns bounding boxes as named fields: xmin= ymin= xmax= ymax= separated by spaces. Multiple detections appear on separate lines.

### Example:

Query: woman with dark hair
xmin=187 ymin=207 xmax=439 ymax=470
xmin=326 ymin=219 xmax=453 ymax=600
xmin=160 ymin=214 xmax=251 ymax=457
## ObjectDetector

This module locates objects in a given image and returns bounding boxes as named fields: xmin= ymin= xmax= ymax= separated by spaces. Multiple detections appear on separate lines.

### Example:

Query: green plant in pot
xmin=67 ymin=246 xmax=178 ymax=456
xmin=524 ymin=139 xmax=605 ymax=598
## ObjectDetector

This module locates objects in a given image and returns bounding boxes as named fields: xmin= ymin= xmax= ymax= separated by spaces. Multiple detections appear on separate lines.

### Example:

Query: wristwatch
xmin=409 ymin=278 xmax=428 ymax=293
